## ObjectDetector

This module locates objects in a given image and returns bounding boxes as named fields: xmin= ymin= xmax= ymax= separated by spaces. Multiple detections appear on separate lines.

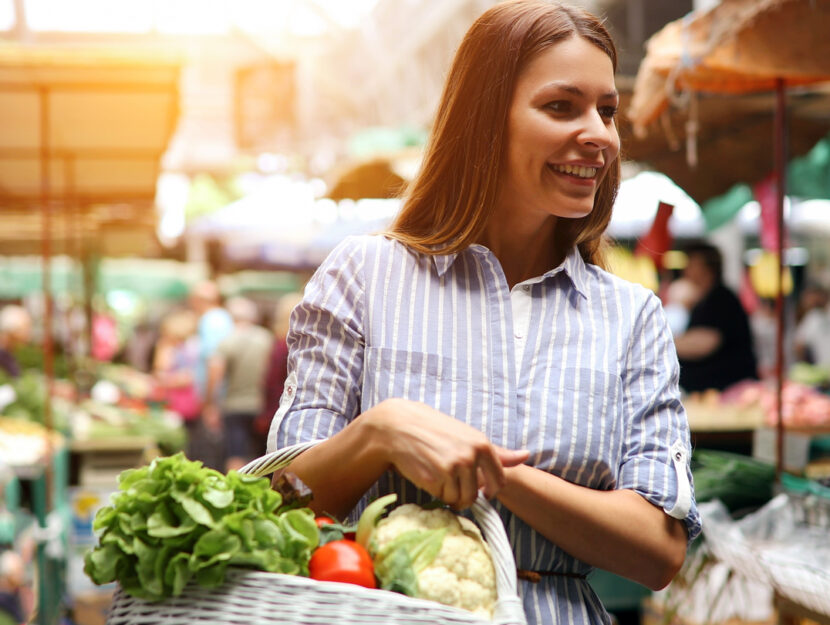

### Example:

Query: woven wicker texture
xmin=106 ymin=440 xmax=528 ymax=625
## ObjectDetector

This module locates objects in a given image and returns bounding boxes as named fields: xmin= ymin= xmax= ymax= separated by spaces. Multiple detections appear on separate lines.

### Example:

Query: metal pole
xmin=773 ymin=78 xmax=787 ymax=481
xmin=40 ymin=87 xmax=54 ymax=431
xmin=38 ymin=85 xmax=55 ymax=625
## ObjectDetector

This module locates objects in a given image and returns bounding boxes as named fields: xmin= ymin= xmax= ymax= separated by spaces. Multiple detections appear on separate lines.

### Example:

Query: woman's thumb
xmin=495 ymin=446 xmax=530 ymax=467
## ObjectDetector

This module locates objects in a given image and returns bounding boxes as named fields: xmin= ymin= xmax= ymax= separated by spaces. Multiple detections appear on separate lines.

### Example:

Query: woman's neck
xmin=480 ymin=215 xmax=560 ymax=289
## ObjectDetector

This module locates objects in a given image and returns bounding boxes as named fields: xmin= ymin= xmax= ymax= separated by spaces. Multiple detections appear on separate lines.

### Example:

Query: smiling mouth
xmin=548 ymin=163 xmax=599 ymax=179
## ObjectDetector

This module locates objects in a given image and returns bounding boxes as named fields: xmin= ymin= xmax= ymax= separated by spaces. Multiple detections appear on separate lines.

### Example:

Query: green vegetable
xmin=374 ymin=527 xmax=447 ymax=596
xmin=83 ymin=453 xmax=319 ymax=601
xmin=0 ymin=369 xmax=68 ymax=431
xmin=356 ymin=493 xmax=397 ymax=548
xmin=789 ymin=362 xmax=830 ymax=388
xmin=691 ymin=449 xmax=776 ymax=513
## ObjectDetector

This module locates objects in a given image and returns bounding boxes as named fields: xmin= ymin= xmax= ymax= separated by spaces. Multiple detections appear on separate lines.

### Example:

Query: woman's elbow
xmin=647 ymin=526 xmax=689 ymax=590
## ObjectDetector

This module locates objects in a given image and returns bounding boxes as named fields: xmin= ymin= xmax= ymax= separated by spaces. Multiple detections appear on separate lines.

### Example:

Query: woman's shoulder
xmin=326 ymin=233 xmax=411 ymax=257
xmin=324 ymin=234 xmax=424 ymax=268
xmin=584 ymin=262 xmax=660 ymax=307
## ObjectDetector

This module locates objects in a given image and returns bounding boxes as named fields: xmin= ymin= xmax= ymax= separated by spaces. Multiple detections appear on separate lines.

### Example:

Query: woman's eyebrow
xmin=540 ymin=81 xmax=619 ymax=100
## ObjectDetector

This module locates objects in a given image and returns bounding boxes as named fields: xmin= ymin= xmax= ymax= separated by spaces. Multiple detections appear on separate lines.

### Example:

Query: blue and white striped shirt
xmin=269 ymin=234 xmax=701 ymax=625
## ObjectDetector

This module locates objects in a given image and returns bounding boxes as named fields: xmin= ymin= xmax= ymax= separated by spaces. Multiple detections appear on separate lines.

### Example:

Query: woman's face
xmin=496 ymin=35 xmax=620 ymax=227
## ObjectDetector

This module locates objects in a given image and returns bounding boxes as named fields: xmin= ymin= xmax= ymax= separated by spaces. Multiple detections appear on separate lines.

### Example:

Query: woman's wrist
xmin=355 ymin=398 xmax=400 ymax=473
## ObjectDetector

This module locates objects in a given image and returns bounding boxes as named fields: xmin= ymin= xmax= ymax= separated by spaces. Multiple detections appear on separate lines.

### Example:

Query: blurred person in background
xmin=661 ymin=277 xmax=701 ymax=337
xmin=0 ymin=306 xmax=32 ymax=379
xmin=90 ymin=302 xmax=120 ymax=362
xmin=751 ymin=297 xmax=796 ymax=380
xmin=270 ymin=3 xmax=699 ymax=624
xmin=205 ymin=296 xmax=272 ymax=472
xmin=122 ymin=311 xmax=161 ymax=373
xmin=794 ymin=284 xmax=830 ymax=366
xmin=187 ymin=280 xmax=233 ymax=470
xmin=152 ymin=309 xmax=203 ymax=455
xmin=674 ymin=241 xmax=758 ymax=392
xmin=0 ymin=550 xmax=25 ymax=625
xmin=795 ymin=282 xmax=828 ymax=326
xmin=257 ymin=292 xmax=303 ymax=455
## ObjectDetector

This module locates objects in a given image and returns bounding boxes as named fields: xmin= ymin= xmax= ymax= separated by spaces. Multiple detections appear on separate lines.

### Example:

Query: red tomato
xmin=315 ymin=516 xmax=336 ymax=528
xmin=309 ymin=540 xmax=376 ymax=589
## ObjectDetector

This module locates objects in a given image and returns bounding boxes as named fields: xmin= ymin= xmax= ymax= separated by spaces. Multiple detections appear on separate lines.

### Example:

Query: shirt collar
xmin=431 ymin=249 xmax=460 ymax=277
xmin=431 ymin=244 xmax=589 ymax=299
xmin=543 ymin=246 xmax=589 ymax=299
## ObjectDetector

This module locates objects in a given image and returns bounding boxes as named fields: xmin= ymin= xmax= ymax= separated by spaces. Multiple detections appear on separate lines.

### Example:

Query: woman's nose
xmin=580 ymin=111 xmax=615 ymax=149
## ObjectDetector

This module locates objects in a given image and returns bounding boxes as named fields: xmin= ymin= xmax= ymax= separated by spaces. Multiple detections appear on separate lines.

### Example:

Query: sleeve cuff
xmin=619 ymin=439 xmax=702 ymax=544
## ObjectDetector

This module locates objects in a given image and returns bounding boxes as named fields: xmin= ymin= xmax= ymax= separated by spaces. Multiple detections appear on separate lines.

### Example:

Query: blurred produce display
xmin=724 ymin=380 xmax=830 ymax=428
xmin=685 ymin=378 xmax=830 ymax=430
xmin=789 ymin=362 xmax=830 ymax=390
xmin=0 ymin=416 xmax=64 ymax=467
xmin=0 ymin=362 xmax=186 ymax=460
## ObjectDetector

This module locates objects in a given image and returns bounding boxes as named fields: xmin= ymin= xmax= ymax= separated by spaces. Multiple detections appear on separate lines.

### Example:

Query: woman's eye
xmin=545 ymin=100 xmax=571 ymax=114
xmin=599 ymin=105 xmax=619 ymax=120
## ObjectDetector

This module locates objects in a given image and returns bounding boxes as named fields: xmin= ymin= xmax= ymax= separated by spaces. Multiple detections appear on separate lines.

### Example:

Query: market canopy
xmin=628 ymin=0 xmax=830 ymax=131
xmin=0 ymin=44 xmax=181 ymax=255
xmin=623 ymin=0 xmax=830 ymax=205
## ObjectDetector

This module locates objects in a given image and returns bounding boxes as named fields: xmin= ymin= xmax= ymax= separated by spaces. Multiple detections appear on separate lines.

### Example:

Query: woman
xmin=269 ymin=2 xmax=700 ymax=624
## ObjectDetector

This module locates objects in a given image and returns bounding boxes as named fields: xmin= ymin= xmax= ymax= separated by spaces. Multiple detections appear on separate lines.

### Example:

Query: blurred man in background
xmin=187 ymin=280 xmax=233 ymax=470
xmin=674 ymin=241 xmax=758 ymax=392
xmin=205 ymin=296 xmax=272 ymax=472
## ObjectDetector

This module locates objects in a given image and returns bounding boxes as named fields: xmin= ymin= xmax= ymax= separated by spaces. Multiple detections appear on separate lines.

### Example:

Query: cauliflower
xmin=366 ymin=502 xmax=498 ymax=619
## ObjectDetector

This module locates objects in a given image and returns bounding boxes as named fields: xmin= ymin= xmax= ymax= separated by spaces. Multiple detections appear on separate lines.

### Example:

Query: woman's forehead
xmin=516 ymin=36 xmax=616 ymax=95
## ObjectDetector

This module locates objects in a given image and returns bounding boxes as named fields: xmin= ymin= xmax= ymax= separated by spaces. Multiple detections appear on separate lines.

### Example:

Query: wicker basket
xmin=106 ymin=440 xmax=528 ymax=625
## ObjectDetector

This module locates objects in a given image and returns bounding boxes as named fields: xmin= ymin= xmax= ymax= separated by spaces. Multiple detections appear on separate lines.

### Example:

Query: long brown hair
xmin=385 ymin=0 xmax=620 ymax=267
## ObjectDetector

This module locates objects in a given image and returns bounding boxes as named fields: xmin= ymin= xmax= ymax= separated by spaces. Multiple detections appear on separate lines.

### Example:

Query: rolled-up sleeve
xmin=267 ymin=237 xmax=366 ymax=453
xmin=618 ymin=293 xmax=702 ymax=543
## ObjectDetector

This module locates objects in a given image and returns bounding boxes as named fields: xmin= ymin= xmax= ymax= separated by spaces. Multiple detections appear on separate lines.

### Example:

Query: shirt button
xmin=514 ymin=330 xmax=523 ymax=339
xmin=522 ymin=285 xmax=530 ymax=292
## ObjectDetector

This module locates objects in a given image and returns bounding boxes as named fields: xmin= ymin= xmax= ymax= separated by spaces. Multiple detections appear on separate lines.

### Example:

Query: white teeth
xmin=551 ymin=164 xmax=597 ymax=178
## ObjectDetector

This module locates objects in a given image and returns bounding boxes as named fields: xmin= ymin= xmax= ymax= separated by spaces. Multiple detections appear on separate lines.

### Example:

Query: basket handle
xmin=238 ymin=439 xmax=527 ymax=625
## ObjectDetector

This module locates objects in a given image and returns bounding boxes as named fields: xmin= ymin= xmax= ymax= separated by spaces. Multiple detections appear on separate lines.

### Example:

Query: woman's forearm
xmin=497 ymin=464 xmax=688 ymax=590
xmin=275 ymin=397 xmax=529 ymax=517
xmin=279 ymin=403 xmax=393 ymax=519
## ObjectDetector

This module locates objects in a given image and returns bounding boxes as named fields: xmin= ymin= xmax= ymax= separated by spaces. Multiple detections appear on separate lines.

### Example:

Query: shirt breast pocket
xmin=535 ymin=367 xmax=624 ymax=486
xmin=362 ymin=346 xmax=456 ymax=408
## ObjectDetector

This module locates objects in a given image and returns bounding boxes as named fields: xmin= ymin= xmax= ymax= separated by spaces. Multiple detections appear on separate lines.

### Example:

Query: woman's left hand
xmin=371 ymin=398 xmax=529 ymax=510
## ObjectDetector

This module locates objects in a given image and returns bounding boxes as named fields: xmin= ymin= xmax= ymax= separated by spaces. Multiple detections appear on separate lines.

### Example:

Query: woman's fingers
xmin=470 ymin=446 xmax=500 ymax=499
xmin=475 ymin=445 xmax=529 ymax=499
xmin=378 ymin=398 xmax=528 ymax=507
xmin=439 ymin=475 xmax=460 ymax=508
xmin=453 ymin=463 xmax=479 ymax=510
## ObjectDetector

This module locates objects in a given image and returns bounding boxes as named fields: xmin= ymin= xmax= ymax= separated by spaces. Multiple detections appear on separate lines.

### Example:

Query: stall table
xmin=69 ymin=436 xmax=157 ymax=488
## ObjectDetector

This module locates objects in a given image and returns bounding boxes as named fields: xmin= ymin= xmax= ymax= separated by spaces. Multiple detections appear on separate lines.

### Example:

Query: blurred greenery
xmin=703 ymin=131 xmax=830 ymax=232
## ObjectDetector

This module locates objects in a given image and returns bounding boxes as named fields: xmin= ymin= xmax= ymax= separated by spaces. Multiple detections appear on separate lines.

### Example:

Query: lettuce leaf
xmin=83 ymin=453 xmax=318 ymax=601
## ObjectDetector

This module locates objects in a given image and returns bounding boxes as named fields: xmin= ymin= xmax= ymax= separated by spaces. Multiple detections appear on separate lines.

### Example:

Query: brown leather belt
xmin=517 ymin=569 xmax=588 ymax=583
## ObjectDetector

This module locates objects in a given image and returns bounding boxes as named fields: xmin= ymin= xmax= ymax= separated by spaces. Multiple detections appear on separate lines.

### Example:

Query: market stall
xmin=629 ymin=2 xmax=830 ymax=622
xmin=0 ymin=44 xmax=182 ymax=625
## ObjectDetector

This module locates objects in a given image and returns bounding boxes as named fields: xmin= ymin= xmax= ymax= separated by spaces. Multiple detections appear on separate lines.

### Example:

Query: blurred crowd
xmin=140 ymin=282 xmax=303 ymax=473
xmin=0 ymin=284 xmax=303 ymax=475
